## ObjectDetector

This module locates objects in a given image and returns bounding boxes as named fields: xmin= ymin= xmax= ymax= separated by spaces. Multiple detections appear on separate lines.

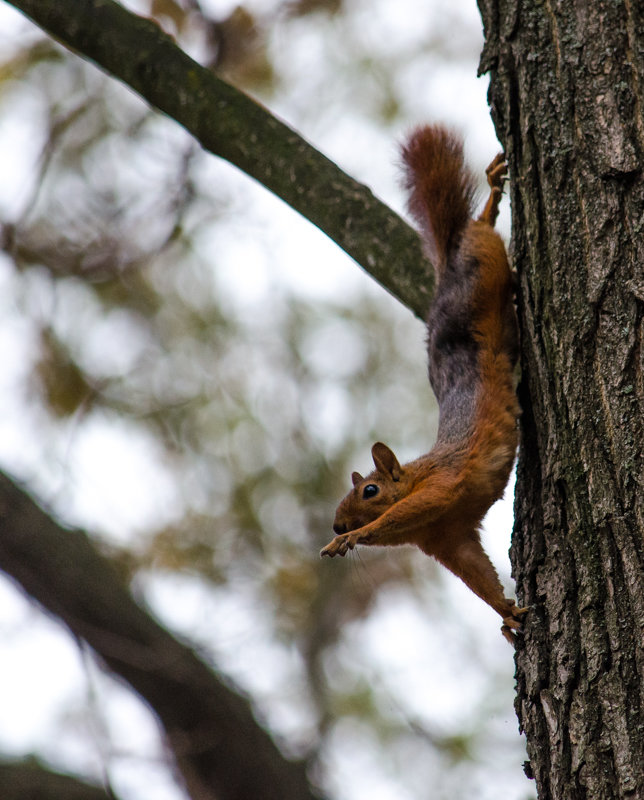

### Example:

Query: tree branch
xmin=0 ymin=759 xmax=116 ymax=800
xmin=0 ymin=472 xmax=323 ymax=800
xmin=4 ymin=0 xmax=432 ymax=319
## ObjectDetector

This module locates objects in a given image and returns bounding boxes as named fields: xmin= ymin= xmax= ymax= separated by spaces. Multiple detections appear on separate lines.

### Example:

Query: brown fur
xmin=320 ymin=126 xmax=527 ymax=642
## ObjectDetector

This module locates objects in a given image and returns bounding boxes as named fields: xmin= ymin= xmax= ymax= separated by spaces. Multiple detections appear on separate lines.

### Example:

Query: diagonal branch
xmin=5 ymin=0 xmax=432 ymax=319
xmin=0 ymin=472 xmax=323 ymax=800
xmin=0 ymin=759 xmax=116 ymax=800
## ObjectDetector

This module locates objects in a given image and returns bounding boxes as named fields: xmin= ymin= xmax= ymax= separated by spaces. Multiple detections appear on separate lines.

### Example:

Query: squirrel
xmin=320 ymin=124 xmax=527 ymax=643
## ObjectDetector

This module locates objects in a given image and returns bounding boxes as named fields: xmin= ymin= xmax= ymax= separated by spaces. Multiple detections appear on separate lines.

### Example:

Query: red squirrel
xmin=320 ymin=124 xmax=527 ymax=642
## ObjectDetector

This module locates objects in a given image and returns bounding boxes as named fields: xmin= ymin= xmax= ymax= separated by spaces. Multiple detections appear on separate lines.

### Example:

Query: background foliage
xmin=0 ymin=1 xmax=532 ymax=798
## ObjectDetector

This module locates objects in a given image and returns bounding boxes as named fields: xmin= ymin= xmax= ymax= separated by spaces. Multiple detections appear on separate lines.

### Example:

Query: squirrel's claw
xmin=478 ymin=154 xmax=508 ymax=226
xmin=320 ymin=536 xmax=344 ymax=558
xmin=320 ymin=532 xmax=359 ymax=558
xmin=501 ymin=605 xmax=530 ymax=645
xmin=501 ymin=625 xmax=520 ymax=645
xmin=485 ymin=153 xmax=507 ymax=190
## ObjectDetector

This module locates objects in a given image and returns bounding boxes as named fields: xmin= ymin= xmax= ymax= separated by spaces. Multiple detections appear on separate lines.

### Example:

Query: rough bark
xmin=4 ymin=0 xmax=431 ymax=319
xmin=478 ymin=2 xmax=644 ymax=798
xmin=0 ymin=472 xmax=322 ymax=800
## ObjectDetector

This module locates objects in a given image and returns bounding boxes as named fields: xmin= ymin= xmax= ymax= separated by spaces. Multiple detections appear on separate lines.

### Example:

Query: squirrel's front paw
xmin=320 ymin=532 xmax=359 ymax=558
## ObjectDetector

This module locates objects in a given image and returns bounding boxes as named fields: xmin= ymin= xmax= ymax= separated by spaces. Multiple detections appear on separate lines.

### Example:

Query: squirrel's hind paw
xmin=501 ymin=624 xmax=522 ymax=645
xmin=501 ymin=605 xmax=529 ymax=645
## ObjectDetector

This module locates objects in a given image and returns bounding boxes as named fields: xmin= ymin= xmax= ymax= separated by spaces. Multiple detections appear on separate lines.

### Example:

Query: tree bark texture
xmin=478 ymin=2 xmax=644 ymax=799
xmin=4 ymin=0 xmax=432 ymax=319
xmin=0 ymin=472 xmax=322 ymax=800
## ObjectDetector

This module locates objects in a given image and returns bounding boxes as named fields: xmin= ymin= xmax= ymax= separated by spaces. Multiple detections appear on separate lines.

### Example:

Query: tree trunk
xmin=478 ymin=2 xmax=644 ymax=798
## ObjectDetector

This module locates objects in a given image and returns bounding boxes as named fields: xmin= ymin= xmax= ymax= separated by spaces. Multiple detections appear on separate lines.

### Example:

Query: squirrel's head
xmin=332 ymin=442 xmax=408 ymax=534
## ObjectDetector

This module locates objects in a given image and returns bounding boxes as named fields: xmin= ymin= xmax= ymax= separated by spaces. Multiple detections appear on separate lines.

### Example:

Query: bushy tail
xmin=401 ymin=125 xmax=476 ymax=272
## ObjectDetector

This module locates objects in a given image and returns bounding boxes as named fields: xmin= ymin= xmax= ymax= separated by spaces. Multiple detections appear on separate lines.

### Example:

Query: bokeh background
xmin=0 ymin=1 xmax=533 ymax=798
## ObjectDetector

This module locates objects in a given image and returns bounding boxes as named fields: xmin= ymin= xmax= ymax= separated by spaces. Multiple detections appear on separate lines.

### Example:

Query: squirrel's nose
xmin=333 ymin=523 xmax=347 ymax=535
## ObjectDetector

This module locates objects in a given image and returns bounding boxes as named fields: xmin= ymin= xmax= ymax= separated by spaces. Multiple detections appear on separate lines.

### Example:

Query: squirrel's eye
xmin=362 ymin=484 xmax=379 ymax=499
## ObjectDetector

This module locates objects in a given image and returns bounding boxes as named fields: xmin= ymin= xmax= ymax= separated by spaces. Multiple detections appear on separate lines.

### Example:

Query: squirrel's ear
xmin=371 ymin=442 xmax=401 ymax=481
xmin=351 ymin=471 xmax=364 ymax=487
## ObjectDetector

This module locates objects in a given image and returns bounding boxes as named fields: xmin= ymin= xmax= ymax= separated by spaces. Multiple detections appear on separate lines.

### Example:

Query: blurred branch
xmin=5 ymin=0 xmax=432 ymax=319
xmin=0 ymin=758 xmax=116 ymax=800
xmin=0 ymin=471 xmax=323 ymax=800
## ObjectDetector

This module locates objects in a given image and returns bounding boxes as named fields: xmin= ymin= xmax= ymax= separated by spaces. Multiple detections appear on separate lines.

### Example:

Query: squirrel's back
xmin=401 ymin=125 xmax=518 ymax=454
